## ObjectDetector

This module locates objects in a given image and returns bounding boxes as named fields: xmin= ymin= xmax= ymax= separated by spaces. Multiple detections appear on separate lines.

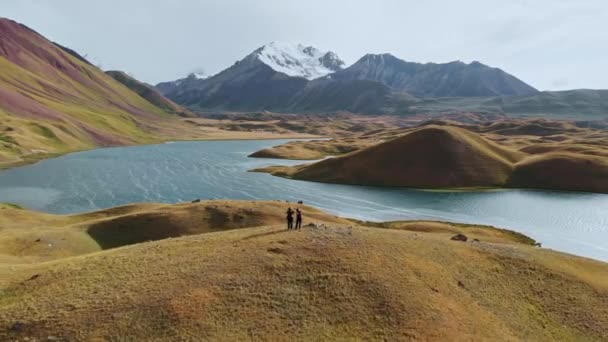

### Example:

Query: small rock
xmin=534 ymin=242 xmax=542 ymax=247
xmin=267 ymin=247 xmax=284 ymax=254
xmin=10 ymin=321 xmax=24 ymax=332
xmin=191 ymin=199 xmax=201 ymax=203
xmin=297 ymin=200 xmax=303 ymax=204
xmin=458 ymin=281 xmax=466 ymax=288
xmin=27 ymin=274 xmax=40 ymax=281
xmin=35 ymin=238 xmax=41 ymax=242
xmin=451 ymin=234 xmax=468 ymax=242
xmin=473 ymin=238 xmax=480 ymax=242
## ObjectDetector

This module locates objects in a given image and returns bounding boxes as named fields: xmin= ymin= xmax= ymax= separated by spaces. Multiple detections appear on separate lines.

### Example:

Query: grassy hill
xmin=257 ymin=125 xmax=525 ymax=188
xmin=106 ymin=70 xmax=192 ymax=117
xmin=0 ymin=18 xmax=203 ymax=168
xmin=255 ymin=121 xmax=608 ymax=193
xmin=0 ymin=200 xmax=349 ymax=263
xmin=0 ymin=201 xmax=606 ymax=340
xmin=510 ymin=153 xmax=608 ymax=193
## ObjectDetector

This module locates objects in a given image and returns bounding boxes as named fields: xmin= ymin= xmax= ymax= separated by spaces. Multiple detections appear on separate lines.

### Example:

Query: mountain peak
xmin=186 ymin=71 xmax=209 ymax=80
xmin=253 ymin=42 xmax=345 ymax=80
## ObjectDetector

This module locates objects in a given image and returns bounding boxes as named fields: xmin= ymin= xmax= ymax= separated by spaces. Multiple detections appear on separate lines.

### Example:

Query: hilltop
xmin=259 ymin=126 xmax=522 ymax=188
xmin=0 ymin=200 xmax=348 ymax=263
xmin=0 ymin=201 xmax=607 ymax=340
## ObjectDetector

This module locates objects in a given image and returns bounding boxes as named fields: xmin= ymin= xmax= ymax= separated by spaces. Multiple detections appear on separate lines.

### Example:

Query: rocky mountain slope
xmin=157 ymin=44 xmax=608 ymax=119
xmin=330 ymin=54 xmax=538 ymax=97
xmin=157 ymin=43 xmax=573 ymax=115
xmin=160 ymin=43 xmax=349 ymax=112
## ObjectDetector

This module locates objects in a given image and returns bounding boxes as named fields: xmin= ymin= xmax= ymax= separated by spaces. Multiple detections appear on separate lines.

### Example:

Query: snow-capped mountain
xmin=191 ymin=71 xmax=209 ymax=80
xmin=156 ymin=43 xmax=538 ymax=113
xmin=254 ymin=42 xmax=345 ymax=80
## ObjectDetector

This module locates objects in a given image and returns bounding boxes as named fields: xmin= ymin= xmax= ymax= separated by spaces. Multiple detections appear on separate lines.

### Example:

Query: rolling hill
xmin=0 ymin=18 xmax=200 ymax=168
xmin=255 ymin=122 xmax=608 ymax=193
xmin=0 ymin=201 xmax=606 ymax=340
xmin=258 ymin=125 xmax=524 ymax=188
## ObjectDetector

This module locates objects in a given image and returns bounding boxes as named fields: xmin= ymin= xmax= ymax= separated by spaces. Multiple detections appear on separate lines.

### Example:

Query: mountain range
xmin=157 ymin=43 xmax=608 ymax=119
xmin=157 ymin=42 xmax=536 ymax=112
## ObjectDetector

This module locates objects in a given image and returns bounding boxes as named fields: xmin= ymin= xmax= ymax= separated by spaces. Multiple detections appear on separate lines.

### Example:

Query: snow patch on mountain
xmin=256 ymin=42 xmax=344 ymax=80
xmin=192 ymin=71 xmax=208 ymax=80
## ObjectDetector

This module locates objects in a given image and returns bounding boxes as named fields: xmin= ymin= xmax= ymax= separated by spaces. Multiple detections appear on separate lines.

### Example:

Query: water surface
xmin=1 ymin=139 xmax=607 ymax=261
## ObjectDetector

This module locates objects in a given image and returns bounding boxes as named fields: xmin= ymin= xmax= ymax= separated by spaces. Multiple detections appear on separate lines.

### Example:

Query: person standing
xmin=286 ymin=207 xmax=294 ymax=230
xmin=295 ymin=208 xmax=303 ymax=230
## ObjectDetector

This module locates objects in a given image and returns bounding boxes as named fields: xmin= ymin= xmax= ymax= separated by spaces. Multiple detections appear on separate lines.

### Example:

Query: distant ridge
xmin=106 ymin=70 xmax=192 ymax=117
xmin=331 ymin=54 xmax=539 ymax=97
xmin=157 ymin=43 xmax=600 ymax=116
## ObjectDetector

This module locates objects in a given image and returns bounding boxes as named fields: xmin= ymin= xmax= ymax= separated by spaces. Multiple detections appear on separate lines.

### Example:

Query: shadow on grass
xmin=86 ymin=214 xmax=186 ymax=250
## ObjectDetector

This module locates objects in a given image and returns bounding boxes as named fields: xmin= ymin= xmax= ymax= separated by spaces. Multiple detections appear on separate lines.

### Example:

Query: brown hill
xmin=0 ymin=202 xmax=606 ymax=340
xmin=259 ymin=125 xmax=525 ymax=188
xmin=509 ymin=153 xmax=608 ymax=193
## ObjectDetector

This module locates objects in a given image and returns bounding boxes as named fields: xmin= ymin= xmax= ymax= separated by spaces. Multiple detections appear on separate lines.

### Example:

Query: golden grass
xmin=255 ymin=122 xmax=608 ymax=193
xmin=257 ymin=125 xmax=524 ymax=188
xmin=0 ymin=200 xmax=349 ymax=263
xmin=0 ymin=203 xmax=606 ymax=340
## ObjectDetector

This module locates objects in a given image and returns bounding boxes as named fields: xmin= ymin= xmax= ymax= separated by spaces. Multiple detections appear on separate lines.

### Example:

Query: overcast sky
xmin=1 ymin=0 xmax=606 ymax=90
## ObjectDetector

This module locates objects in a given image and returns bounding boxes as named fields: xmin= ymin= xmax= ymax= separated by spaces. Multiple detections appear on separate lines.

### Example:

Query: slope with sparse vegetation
xmin=0 ymin=201 xmax=606 ymax=340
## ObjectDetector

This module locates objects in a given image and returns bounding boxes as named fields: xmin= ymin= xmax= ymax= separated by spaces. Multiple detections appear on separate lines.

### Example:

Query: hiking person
xmin=295 ymin=208 xmax=303 ymax=230
xmin=286 ymin=207 xmax=294 ymax=230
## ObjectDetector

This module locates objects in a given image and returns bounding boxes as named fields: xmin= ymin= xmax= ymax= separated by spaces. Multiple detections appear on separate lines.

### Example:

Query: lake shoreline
xmin=1 ymin=138 xmax=607 ymax=262
xmin=0 ymin=133 xmax=326 ymax=171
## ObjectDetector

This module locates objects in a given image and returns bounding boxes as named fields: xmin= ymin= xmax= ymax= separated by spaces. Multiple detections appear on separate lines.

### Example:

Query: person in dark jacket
xmin=286 ymin=207 xmax=294 ymax=230
xmin=295 ymin=208 xmax=303 ymax=230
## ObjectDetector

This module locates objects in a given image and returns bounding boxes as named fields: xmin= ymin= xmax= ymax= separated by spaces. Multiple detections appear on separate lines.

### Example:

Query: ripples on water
xmin=0 ymin=139 xmax=607 ymax=261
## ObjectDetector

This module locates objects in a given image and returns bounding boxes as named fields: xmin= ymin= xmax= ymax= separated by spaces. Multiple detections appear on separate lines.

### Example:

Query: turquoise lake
xmin=0 ymin=139 xmax=607 ymax=261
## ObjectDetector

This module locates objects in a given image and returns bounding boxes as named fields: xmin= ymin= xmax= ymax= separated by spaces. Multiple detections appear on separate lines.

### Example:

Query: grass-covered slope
xmin=0 ymin=18 xmax=193 ymax=168
xmin=259 ymin=125 xmax=525 ymax=188
xmin=0 ymin=200 xmax=349 ymax=263
xmin=256 ymin=122 xmax=608 ymax=193
xmin=0 ymin=201 xmax=606 ymax=340
xmin=106 ymin=70 xmax=192 ymax=117
xmin=509 ymin=153 xmax=608 ymax=193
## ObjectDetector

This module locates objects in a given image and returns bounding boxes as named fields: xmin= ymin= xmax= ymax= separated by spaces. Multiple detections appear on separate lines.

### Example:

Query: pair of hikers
xmin=286 ymin=207 xmax=302 ymax=230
